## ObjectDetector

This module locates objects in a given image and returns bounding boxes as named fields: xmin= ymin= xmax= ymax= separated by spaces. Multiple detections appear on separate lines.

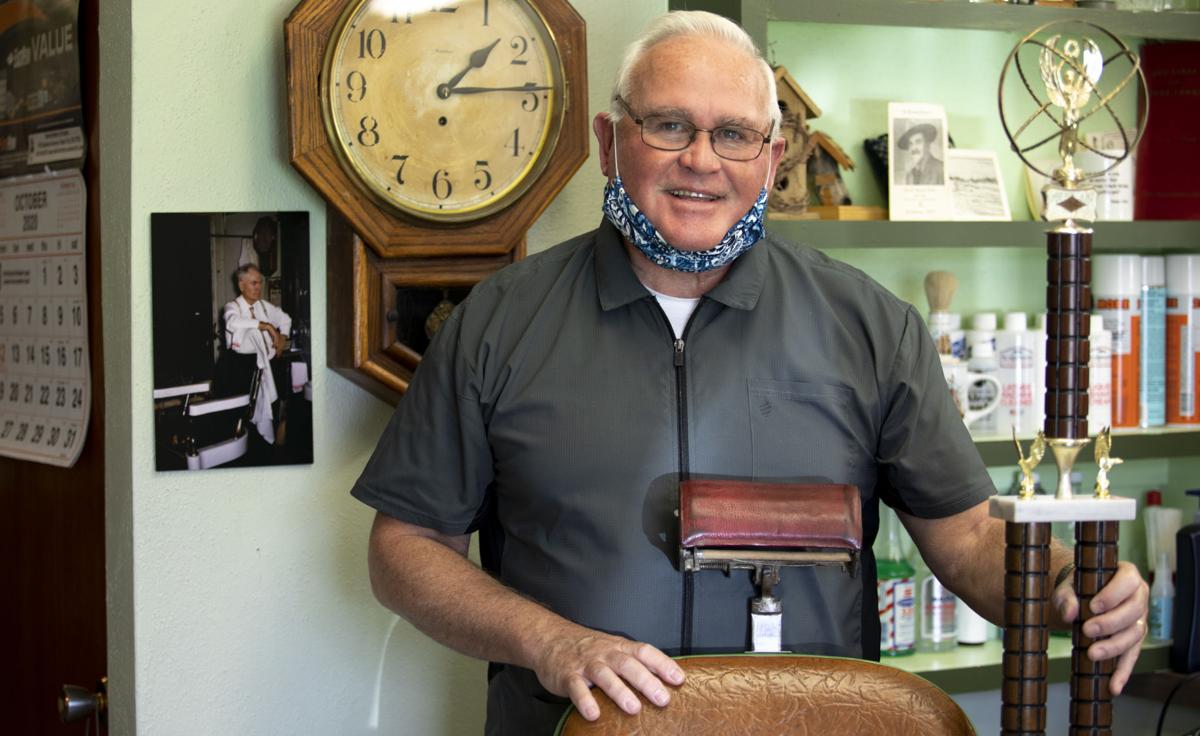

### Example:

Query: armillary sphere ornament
xmin=998 ymin=20 xmax=1147 ymax=222
xmin=989 ymin=20 xmax=1143 ymax=736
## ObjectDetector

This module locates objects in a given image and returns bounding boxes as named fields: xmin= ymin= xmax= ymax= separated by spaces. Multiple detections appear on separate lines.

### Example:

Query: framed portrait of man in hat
xmin=888 ymin=102 xmax=953 ymax=221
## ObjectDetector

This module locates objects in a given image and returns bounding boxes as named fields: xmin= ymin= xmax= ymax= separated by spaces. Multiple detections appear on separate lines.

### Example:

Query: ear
xmin=766 ymin=135 xmax=787 ymax=185
xmin=593 ymin=112 xmax=615 ymax=179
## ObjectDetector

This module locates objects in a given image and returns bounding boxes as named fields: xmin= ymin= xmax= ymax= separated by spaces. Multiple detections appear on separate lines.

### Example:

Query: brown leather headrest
xmin=679 ymin=480 xmax=862 ymax=550
xmin=555 ymin=654 xmax=974 ymax=735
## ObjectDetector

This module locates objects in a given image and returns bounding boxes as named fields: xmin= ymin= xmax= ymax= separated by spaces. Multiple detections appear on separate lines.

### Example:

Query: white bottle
xmin=1089 ymin=314 xmax=1113 ymax=434
xmin=968 ymin=341 xmax=1000 ymax=436
xmin=997 ymin=312 xmax=1038 ymax=436
xmin=968 ymin=312 xmax=997 ymax=353
xmin=1149 ymin=551 xmax=1174 ymax=641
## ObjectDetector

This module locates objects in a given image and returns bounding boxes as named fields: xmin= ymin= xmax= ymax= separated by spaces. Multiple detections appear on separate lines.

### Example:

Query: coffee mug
xmin=940 ymin=357 xmax=1002 ymax=429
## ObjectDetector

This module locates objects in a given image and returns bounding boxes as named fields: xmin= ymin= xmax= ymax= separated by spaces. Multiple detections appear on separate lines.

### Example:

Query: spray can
xmin=997 ymin=312 xmax=1038 ymax=436
xmin=1141 ymin=256 xmax=1167 ymax=427
xmin=1094 ymin=255 xmax=1141 ymax=428
xmin=1088 ymin=314 xmax=1113 ymax=433
xmin=1166 ymin=254 xmax=1200 ymax=426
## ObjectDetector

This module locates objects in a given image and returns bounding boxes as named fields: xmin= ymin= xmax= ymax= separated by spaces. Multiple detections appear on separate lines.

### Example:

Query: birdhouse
xmin=809 ymin=131 xmax=855 ymax=207
xmin=769 ymin=66 xmax=822 ymax=216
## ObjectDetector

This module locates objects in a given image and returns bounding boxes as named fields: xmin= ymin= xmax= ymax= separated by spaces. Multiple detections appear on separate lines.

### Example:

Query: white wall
xmin=101 ymin=1 xmax=665 ymax=733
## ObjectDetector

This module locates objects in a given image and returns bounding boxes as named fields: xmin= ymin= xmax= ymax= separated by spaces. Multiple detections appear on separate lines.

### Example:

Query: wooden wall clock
xmin=285 ymin=0 xmax=588 ymax=403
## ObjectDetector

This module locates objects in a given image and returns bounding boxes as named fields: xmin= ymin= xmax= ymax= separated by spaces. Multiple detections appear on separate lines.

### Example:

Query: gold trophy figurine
xmin=1093 ymin=426 xmax=1123 ymax=499
xmin=1013 ymin=428 xmax=1046 ymax=500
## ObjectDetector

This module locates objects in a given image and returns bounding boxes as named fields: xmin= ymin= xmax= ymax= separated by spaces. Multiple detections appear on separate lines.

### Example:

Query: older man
xmin=352 ymin=11 xmax=1148 ymax=735
xmin=223 ymin=263 xmax=290 ymax=443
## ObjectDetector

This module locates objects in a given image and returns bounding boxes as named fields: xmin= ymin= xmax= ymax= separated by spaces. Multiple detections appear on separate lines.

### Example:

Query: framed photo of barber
xmin=150 ymin=211 xmax=313 ymax=472
xmin=888 ymin=103 xmax=953 ymax=221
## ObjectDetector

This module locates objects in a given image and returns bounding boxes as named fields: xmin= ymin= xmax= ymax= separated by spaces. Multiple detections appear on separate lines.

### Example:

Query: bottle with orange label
xmin=1166 ymin=253 xmax=1199 ymax=426
xmin=1094 ymin=255 xmax=1141 ymax=428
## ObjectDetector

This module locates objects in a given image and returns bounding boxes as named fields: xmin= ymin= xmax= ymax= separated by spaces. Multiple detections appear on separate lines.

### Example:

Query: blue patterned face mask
xmin=602 ymin=124 xmax=770 ymax=273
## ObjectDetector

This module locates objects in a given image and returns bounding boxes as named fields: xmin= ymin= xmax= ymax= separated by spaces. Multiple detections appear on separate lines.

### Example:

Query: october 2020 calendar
xmin=0 ymin=171 xmax=89 ymax=467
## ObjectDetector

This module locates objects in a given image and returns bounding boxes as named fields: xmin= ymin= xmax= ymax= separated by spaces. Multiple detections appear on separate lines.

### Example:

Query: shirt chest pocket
xmin=747 ymin=379 xmax=859 ymax=484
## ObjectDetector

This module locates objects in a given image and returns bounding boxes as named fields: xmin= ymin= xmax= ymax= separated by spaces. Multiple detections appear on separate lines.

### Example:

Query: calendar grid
xmin=0 ymin=171 xmax=90 ymax=466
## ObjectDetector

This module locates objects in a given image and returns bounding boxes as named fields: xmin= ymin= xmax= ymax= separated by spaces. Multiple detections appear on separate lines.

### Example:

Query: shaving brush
xmin=924 ymin=270 xmax=959 ymax=356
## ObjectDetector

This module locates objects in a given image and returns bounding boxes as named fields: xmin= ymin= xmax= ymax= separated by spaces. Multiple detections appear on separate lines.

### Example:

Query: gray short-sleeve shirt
xmin=352 ymin=221 xmax=993 ymax=735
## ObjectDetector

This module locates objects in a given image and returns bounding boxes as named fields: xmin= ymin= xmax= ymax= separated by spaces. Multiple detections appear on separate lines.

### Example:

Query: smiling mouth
xmin=667 ymin=189 xmax=721 ymax=201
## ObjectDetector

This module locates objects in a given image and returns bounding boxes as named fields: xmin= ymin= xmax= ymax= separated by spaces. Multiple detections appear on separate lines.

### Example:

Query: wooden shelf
xmin=885 ymin=638 xmax=1170 ymax=694
xmin=766 ymin=218 xmax=1200 ymax=251
xmin=755 ymin=0 xmax=1200 ymax=41
xmin=972 ymin=426 xmax=1200 ymax=465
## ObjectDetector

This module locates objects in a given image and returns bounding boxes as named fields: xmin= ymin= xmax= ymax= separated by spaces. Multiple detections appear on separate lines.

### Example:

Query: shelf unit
xmin=734 ymin=0 xmax=1200 ymax=50
xmin=972 ymin=426 xmax=1200 ymax=465
xmin=887 ymin=638 xmax=1170 ymax=693
xmin=767 ymin=218 xmax=1200 ymax=250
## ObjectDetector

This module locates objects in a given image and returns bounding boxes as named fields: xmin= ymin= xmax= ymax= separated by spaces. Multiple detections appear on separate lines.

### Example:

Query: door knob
xmin=58 ymin=676 xmax=106 ymax=724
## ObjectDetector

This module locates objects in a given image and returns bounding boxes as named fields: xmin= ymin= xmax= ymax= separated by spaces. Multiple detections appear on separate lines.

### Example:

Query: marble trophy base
xmin=989 ymin=494 xmax=1136 ymax=523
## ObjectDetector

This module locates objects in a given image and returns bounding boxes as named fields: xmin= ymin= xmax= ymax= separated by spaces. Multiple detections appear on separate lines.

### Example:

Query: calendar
xmin=0 ymin=170 xmax=89 ymax=466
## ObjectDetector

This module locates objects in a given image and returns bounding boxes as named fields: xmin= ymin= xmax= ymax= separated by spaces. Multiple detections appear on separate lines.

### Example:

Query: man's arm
xmin=367 ymin=511 xmax=684 ymax=721
xmin=901 ymin=499 xmax=1149 ymax=694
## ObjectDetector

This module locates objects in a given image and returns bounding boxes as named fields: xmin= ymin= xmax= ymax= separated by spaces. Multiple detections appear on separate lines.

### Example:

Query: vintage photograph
xmin=887 ymin=102 xmax=953 ymax=221
xmin=150 ymin=211 xmax=312 ymax=471
xmin=893 ymin=118 xmax=945 ymax=186
xmin=947 ymin=149 xmax=1011 ymax=222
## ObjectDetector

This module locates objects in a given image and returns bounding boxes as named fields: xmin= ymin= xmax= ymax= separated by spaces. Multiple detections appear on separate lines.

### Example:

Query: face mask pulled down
xmin=602 ymin=123 xmax=770 ymax=273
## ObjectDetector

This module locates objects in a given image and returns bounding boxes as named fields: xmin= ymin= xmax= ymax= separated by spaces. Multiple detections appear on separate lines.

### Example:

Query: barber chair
xmin=555 ymin=480 xmax=976 ymax=735
xmin=153 ymin=351 xmax=262 ymax=470
xmin=554 ymin=653 xmax=974 ymax=735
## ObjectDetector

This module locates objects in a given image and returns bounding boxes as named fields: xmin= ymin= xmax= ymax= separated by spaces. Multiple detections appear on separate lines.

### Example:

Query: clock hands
xmin=436 ymin=38 xmax=501 ymax=99
xmin=446 ymin=83 xmax=552 ymax=95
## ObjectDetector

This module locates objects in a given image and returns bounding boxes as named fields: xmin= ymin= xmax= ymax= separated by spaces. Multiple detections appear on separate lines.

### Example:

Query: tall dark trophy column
xmin=993 ymin=22 xmax=1146 ymax=736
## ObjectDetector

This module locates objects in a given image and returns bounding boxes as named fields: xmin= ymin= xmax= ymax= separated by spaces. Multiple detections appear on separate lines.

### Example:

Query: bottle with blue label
xmin=877 ymin=508 xmax=916 ymax=656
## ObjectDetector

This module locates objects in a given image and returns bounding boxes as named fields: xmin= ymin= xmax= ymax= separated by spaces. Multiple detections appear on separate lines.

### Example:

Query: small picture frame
xmin=888 ymin=102 xmax=953 ymax=220
xmin=947 ymin=149 xmax=1011 ymax=222
xmin=150 ymin=211 xmax=313 ymax=471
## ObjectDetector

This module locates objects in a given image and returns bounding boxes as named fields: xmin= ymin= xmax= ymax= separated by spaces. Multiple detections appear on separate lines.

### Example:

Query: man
xmin=223 ymin=263 xmax=290 ymax=443
xmin=352 ymin=12 xmax=1148 ymax=735
xmin=899 ymin=121 xmax=944 ymax=186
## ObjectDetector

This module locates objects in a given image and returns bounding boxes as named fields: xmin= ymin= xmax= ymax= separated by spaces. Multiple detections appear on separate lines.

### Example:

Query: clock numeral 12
xmin=482 ymin=0 xmax=489 ymax=26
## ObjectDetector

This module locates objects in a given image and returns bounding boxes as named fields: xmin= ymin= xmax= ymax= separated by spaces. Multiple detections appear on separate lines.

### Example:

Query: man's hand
xmin=1051 ymin=560 xmax=1149 ymax=695
xmin=259 ymin=322 xmax=285 ymax=353
xmin=531 ymin=624 xmax=684 ymax=722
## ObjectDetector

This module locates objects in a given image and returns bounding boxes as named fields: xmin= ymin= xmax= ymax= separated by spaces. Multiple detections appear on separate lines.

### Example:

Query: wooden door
xmin=0 ymin=1 xmax=107 ymax=732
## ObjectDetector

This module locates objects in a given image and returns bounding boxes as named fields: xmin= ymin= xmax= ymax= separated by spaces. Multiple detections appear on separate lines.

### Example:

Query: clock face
xmin=323 ymin=0 xmax=566 ymax=222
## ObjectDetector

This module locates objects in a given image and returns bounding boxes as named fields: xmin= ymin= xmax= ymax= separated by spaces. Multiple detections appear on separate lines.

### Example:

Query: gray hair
xmin=234 ymin=262 xmax=262 ymax=284
xmin=608 ymin=11 xmax=780 ymax=137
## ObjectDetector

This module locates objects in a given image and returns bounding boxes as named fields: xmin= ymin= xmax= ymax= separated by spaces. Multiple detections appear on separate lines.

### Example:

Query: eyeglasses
xmin=615 ymin=96 xmax=770 ymax=162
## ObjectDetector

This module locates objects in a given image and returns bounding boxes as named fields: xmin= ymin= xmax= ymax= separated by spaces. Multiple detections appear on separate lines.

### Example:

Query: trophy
xmin=994 ymin=22 xmax=1147 ymax=736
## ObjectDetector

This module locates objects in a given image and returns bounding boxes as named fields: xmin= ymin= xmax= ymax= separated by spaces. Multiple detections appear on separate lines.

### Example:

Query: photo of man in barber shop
xmin=351 ymin=12 xmax=1149 ymax=735
xmin=150 ymin=211 xmax=312 ymax=471
xmin=896 ymin=119 xmax=945 ymax=186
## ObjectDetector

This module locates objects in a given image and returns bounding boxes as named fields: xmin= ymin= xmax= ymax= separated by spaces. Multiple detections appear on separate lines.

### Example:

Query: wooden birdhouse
xmin=769 ymin=65 xmax=822 ymax=216
xmin=810 ymin=131 xmax=855 ymax=207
